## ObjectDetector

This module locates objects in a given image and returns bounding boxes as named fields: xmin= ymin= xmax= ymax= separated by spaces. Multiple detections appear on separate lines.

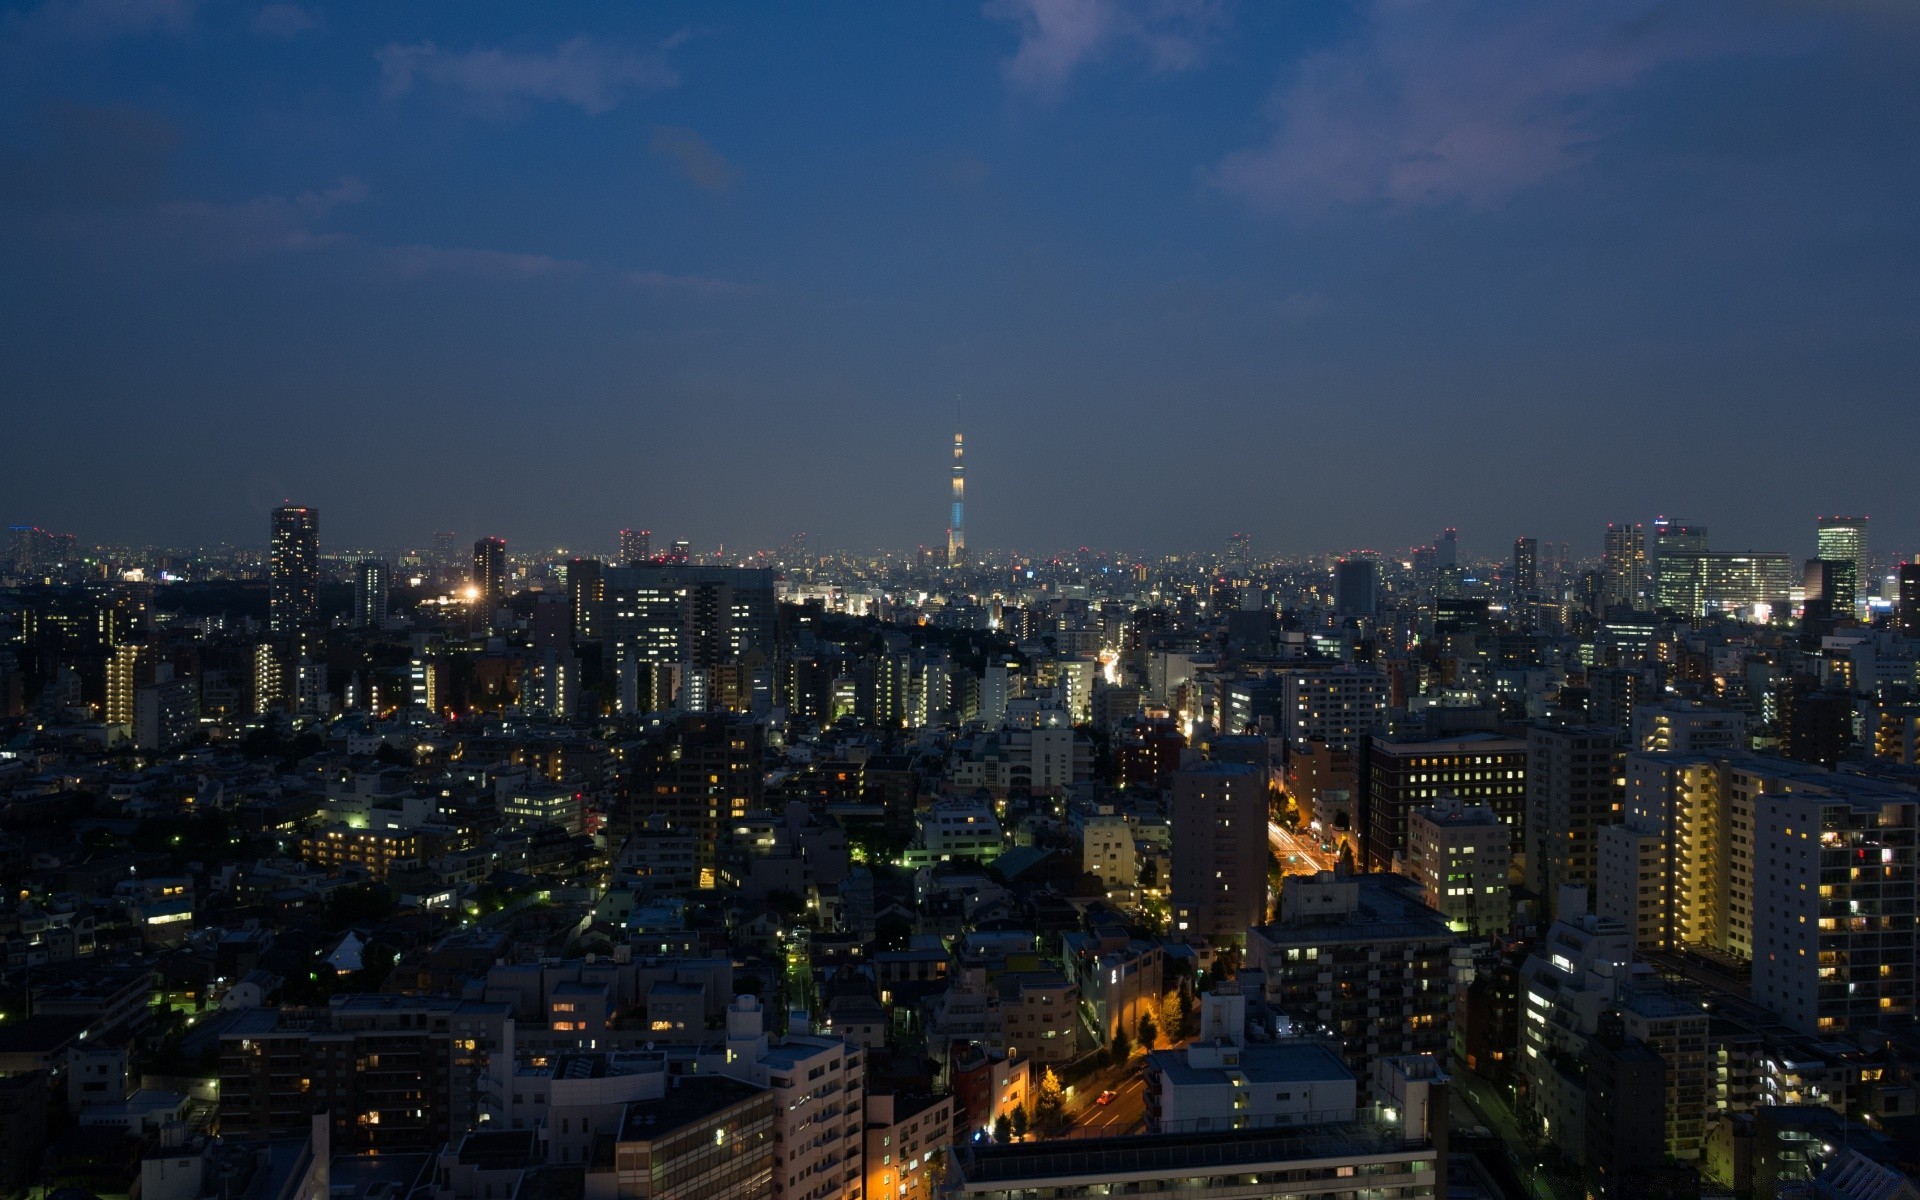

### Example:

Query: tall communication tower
xmin=947 ymin=426 xmax=966 ymax=569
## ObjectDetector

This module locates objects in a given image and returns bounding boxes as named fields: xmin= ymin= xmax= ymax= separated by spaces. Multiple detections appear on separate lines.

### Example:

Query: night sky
xmin=2 ymin=1 xmax=1917 ymax=560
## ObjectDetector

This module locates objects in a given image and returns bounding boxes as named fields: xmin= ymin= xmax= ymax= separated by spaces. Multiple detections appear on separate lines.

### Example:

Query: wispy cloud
xmin=649 ymin=126 xmax=737 ymax=193
xmin=248 ymin=3 xmax=318 ymax=39
xmin=985 ymin=0 xmax=1230 ymax=94
xmin=1213 ymin=1 xmax=1748 ymax=213
xmin=376 ymin=35 xmax=681 ymax=115
xmin=157 ymin=176 xmax=366 ymax=253
xmin=3 ymin=0 xmax=194 ymax=39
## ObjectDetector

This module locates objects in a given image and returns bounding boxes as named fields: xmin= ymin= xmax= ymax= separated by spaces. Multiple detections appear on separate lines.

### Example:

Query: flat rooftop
xmin=952 ymin=1121 xmax=1420 ymax=1187
xmin=1149 ymin=1040 xmax=1354 ymax=1089
xmin=619 ymin=1077 xmax=766 ymax=1142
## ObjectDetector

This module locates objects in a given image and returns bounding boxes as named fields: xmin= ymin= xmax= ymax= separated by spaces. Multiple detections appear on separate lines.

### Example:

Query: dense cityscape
xmin=0 ymin=485 xmax=1916 ymax=1200
xmin=5 ymin=2 xmax=1920 ymax=1200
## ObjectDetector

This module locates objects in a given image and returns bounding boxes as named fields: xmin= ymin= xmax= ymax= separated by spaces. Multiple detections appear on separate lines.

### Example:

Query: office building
xmin=1602 ymin=523 xmax=1648 ymax=613
xmin=611 ymin=1077 xmax=776 ymax=1200
xmin=1363 ymin=732 xmax=1527 ymax=873
xmin=1406 ymin=795 xmax=1510 ymax=936
xmin=1246 ymin=872 xmax=1453 ymax=1078
xmin=472 ymin=536 xmax=507 ymax=629
xmin=353 ymin=559 xmax=389 ymax=628
xmin=1523 ymin=725 xmax=1623 ymax=917
xmin=1334 ymin=558 xmax=1377 ymax=617
xmin=620 ymin=527 xmax=651 ymax=564
xmin=1170 ymin=761 xmax=1269 ymax=942
xmin=1816 ymin=516 xmax=1869 ymax=611
xmin=1651 ymin=550 xmax=1795 ymax=619
xmin=601 ymin=564 xmax=778 ymax=670
xmin=268 ymin=505 xmax=319 ymax=633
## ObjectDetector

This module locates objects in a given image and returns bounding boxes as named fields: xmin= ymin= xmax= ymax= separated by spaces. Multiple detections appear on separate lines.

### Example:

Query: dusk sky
xmin=2 ymin=0 xmax=1917 ymax=561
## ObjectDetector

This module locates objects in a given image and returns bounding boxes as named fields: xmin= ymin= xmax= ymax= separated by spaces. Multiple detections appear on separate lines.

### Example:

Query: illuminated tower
xmin=1815 ymin=516 xmax=1868 ymax=611
xmin=269 ymin=505 xmax=319 ymax=634
xmin=947 ymin=430 xmax=967 ymax=569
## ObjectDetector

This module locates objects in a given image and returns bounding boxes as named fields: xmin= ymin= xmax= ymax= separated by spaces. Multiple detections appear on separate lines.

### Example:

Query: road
xmin=1269 ymin=820 xmax=1338 ymax=875
xmin=1068 ymin=1074 xmax=1145 ymax=1138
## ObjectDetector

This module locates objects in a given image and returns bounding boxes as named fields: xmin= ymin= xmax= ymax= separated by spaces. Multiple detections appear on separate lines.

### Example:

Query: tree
xmin=1160 ymin=991 xmax=1188 ymax=1042
xmin=1109 ymin=1027 xmax=1132 ymax=1065
xmin=1137 ymin=1012 xmax=1159 ymax=1050
xmin=1035 ymin=1067 xmax=1065 ymax=1132
xmin=1009 ymin=1107 xmax=1029 ymax=1141
xmin=993 ymin=1113 xmax=1012 ymax=1144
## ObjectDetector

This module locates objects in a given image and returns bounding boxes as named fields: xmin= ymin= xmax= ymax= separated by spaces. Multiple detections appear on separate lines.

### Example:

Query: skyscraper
xmin=1512 ymin=536 xmax=1538 ymax=597
xmin=1652 ymin=518 xmax=1708 ymax=613
xmin=268 ymin=505 xmax=318 ymax=634
xmin=1815 ymin=516 xmax=1868 ymax=610
xmin=619 ymin=527 xmax=651 ymax=564
xmin=1602 ymin=522 xmax=1648 ymax=613
xmin=352 ymin=559 xmax=389 ymax=628
xmin=1334 ymin=557 xmax=1378 ymax=617
xmin=1170 ymin=761 xmax=1268 ymax=941
xmin=947 ymin=430 xmax=966 ymax=569
xmin=1899 ymin=563 xmax=1920 ymax=637
xmin=1225 ymin=531 xmax=1251 ymax=575
xmin=472 ymin=536 xmax=507 ymax=629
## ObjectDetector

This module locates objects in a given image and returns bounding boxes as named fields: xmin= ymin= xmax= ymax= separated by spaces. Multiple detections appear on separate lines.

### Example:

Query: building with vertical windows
xmin=1750 ymin=787 xmax=1917 ymax=1037
xmin=1406 ymin=795 xmax=1509 ymax=936
xmin=353 ymin=559 xmax=389 ymax=628
xmin=619 ymin=527 xmax=652 ymax=564
xmin=472 ymin=537 xmax=507 ymax=629
xmin=1603 ymin=523 xmax=1648 ymax=613
xmin=1524 ymin=725 xmax=1623 ymax=919
xmin=612 ymin=1077 xmax=776 ymax=1200
xmin=1815 ymin=516 xmax=1869 ymax=611
xmin=1333 ymin=558 xmax=1377 ymax=617
xmin=269 ymin=505 xmax=319 ymax=633
xmin=1513 ymin=537 xmax=1538 ymax=597
xmin=1170 ymin=761 xmax=1269 ymax=943
xmin=1363 ymin=733 xmax=1527 ymax=873
xmin=1246 ymin=872 xmax=1453 ymax=1079
xmin=1280 ymin=666 xmax=1387 ymax=753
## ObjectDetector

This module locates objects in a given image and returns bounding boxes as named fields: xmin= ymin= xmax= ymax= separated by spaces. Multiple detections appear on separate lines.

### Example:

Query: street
xmin=1269 ymin=819 xmax=1339 ymax=875
xmin=1068 ymin=1074 xmax=1146 ymax=1137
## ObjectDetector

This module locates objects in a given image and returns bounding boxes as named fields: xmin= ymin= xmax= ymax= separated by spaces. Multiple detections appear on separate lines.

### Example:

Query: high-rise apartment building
xmin=353 ymin=559 xmax=389 ymax=628
xmin=1279 ymin=665 xmax=1387 ymax=753
xmin=472 ymin=536 xmax=507 ymax=624
xmin=1524 ymin=725 xmax=1623 ymax=918
xmin=619 ymin=528 xmax=651 ymax=564
xmin=268 ymin=505 xmax=319 ymax=634
xmin=1815 ymin=516 xmax=1869 ymax=611
xmin=1899 ymin=563 xmax=1920 ymax=637
xmin=1246 ymin=872 xmax=1453 ymax=1078
xmin=600 ymin=565 xmax=778 ymax=671
xmin=1170 ymin=761 xmax=1269 ymax=942
xmin=1751 ymin=788 xmax=1916 ymax=1036
xmin=1512 ymin=537 xmax=1538 ymax=597
xmin=1602 ymin=522 xmax=1648 ymax=613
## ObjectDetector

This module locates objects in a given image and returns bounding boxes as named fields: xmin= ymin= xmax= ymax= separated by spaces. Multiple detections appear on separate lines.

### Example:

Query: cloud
xmin=1213 ymin=1 xmax=1747 ymax=212
xmin=383 ymin=242 xmax=595 ymax=282
xmin=649 ymin=126 xmax=737 ymax=193
xmin=985 ymin=0 xmax=1229 ymax=94
xmin=0 ymin=102 xmax=179 ymax=209
xmin=3 ymin=0 xmax=194 ymax=38
xmin=248 ymin=3 xmax=318 ymax=39
xmin=156 ymin=175 xmax=366 ymax=253
xmin=376 ymin=35 xmax=680 ymax=115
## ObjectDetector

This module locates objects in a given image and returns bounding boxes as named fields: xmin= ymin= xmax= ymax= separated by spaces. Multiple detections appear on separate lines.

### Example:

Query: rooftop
xmin=618 ymin=1077 xmax=767 ymax=1142
xmin=1148 ymin=1040 xmax=1354 ymax=1089
xmin=950 ymin=1121 xmax=1422 ymax=1187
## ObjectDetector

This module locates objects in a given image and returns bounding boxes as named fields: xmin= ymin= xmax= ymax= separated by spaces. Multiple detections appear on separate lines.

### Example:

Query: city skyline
xmin=3 ymin=2 xmax=1918 ymax=553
